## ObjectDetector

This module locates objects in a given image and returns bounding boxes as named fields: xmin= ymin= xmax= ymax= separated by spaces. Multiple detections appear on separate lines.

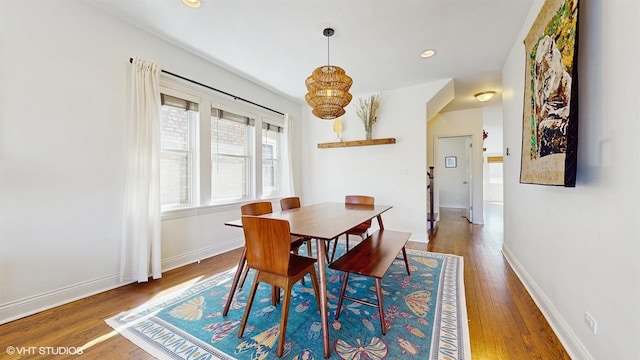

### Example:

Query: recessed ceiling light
xmin=474 ymin=91 xmax=497 ymax=102
xmin=182 ymin=0 xmax=201 ymax=8
xmin=420 ymin=49 xmax=436 ymax=58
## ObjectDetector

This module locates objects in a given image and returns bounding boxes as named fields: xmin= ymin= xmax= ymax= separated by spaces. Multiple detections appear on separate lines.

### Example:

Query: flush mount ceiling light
xmin=182 ymin=0 xmax=201 ymax=8
xmin=305 ymin=28 xmax=353 ymax=120
xmin=420 ymin=49 xmax=437 ymax=58
xmin=474 ymin=91 xmax=497 ymax=102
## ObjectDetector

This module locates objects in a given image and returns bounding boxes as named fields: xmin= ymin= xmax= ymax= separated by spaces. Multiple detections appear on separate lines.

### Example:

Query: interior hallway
xmin=423 ymin=203 xmax=569 ymax=359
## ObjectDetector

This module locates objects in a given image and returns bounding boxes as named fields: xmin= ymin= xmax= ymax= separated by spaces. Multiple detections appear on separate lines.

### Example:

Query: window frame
xmin=486 ymin=156 xmax=504 ymax=185
xmin=158 ymin=76 xmax=286 ymax=219
xmin=158 ymin=88 xmax=200 ymax=211
xmin=260 ymin=119 xmax=284 ymax=198
xmin=210 ymin=106 xmax=256 ymax=204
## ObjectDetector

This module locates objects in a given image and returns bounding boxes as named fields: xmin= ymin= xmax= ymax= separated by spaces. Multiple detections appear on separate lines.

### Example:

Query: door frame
xmin=433 ymin=133 xmax=477 ymax=223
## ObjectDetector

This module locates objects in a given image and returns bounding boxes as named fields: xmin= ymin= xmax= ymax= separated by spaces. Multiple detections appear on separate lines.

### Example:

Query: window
xmin=158 ymin=78 xmax=286 ymax=213
xmin=211 ymin=108 xmax=254 ymax=202
xmin=262 ymin=122 xmax=283 ymax=197
xmin=487 ymin=156 xmax=503 ymax=184
xmin=160 ymin=94 xmax=198 ymax=208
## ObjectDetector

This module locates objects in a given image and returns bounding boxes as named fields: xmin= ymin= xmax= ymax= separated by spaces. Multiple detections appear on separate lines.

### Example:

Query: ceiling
xmin=87 ymin=0 xmax=533 ymax=111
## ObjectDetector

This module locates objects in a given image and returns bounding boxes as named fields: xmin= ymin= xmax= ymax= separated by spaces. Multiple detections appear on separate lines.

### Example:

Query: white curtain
xmin=120 ymin=57 xmax=162 ymax=283
xmin=281 ymin=113 xmax=295 ymax=197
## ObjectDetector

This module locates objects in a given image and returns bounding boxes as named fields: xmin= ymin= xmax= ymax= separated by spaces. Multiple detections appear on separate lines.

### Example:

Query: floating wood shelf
xmin=317 ymin=138 xmax=396 ymax=149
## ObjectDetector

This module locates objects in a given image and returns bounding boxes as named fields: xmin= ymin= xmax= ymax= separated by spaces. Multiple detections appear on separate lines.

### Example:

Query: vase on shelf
xmin=357 ymin=94 xmax=380 ymax=142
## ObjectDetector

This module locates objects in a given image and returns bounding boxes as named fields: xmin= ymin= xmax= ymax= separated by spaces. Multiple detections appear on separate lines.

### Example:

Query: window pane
xmin=262 ymin=126 xmax=281 ymax=196
xmin=160 ymin=95 xmax=196 ymax=209
xmin=161 ymin=151 xmax=192 ymax=206
xmin=262 ymin=128 xmax=280 ymax=159
xmin=211 ymin=117 xmax=249 ymax=156
xmin=488 ymin=162 xmax=503 ymax=184
xmin=212 ymin=155 xmax=249 ymax=200
xmin=262 ymin=158 xmax=279 ymax=196
xmin=211 ymin=113 xmax=253 ymax=201
xmin=161 ymin=106 xmax=191 ymax=150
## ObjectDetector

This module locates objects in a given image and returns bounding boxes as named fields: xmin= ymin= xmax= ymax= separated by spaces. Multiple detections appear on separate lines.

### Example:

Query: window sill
xmin=161 ymin=203 xmax=236 ymax=220
xmin=161 ymin=196 xmax=282 ymax=220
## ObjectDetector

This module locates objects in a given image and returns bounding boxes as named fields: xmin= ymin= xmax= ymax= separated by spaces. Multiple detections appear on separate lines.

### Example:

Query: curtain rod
xmin=129 ymin=58 xmax=284 ymax=116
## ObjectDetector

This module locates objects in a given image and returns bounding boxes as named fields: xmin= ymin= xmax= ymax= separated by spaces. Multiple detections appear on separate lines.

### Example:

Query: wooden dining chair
xmin=330 ymin=195 xmax=375 ymax=262
xmin=238 ymin=201 xmax=307 ymax=289
xmin=241 ymin=201 xmax=273 ymax=217
xmin=280 ymin=197 xmax=313 ymax=257
xmin=238 ymin=215 xmax=320 ymax=357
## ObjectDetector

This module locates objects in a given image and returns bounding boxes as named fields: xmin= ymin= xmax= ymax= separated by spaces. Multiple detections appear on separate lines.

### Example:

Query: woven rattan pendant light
xmin=305 ymin=28 xmax=353 ymax=120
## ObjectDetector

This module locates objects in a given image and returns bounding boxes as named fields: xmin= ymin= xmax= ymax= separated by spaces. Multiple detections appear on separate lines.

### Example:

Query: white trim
xmin=162 ymin=238 xmax=243 ymax=271
xmin=162 ymin=202 xmax=242 ymax=220
xmin=502 ymin=244 xmax=594 ymax=360
xmin=161 ymin=196 xmax=282 ymax=221
xmin=0 ymin=274 xmax=130 ymax=325
xmin=0 ymin=238 xmax=245 ymax=325
xmin=409 ymin=234 xmax=429 ymax=244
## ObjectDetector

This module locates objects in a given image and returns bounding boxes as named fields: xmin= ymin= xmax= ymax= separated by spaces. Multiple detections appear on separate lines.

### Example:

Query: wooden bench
xmin=329 ymin=229 xmax=411 ymax=334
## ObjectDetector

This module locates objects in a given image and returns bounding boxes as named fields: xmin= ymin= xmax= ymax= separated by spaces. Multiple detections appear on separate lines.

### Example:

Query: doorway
xmin=437 ymin=136 xmax=473 ymax=222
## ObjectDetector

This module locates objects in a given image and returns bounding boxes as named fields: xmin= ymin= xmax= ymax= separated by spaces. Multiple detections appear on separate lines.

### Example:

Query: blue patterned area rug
xmin=106 ymin=248 xmax=470 ymax=359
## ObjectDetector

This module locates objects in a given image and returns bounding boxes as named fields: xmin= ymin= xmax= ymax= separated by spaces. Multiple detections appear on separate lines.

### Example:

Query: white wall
xmin=482 ymin=105 xmax=504 ymax=202
xmin=0 ymin=0 xmax=302 ymax=323
xmin=502 ymin=1 xmax=640 ymax=359
xmin=428 ymin=109 xmax=485 ymax=224
xmin=301 ymin=80 xmax=452 ymax=243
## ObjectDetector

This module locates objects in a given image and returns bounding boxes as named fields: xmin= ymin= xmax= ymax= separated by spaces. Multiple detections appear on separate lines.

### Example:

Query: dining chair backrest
xmin=280 ymin=197 xmax=301 ymax=211
xmin=241 ymin=215 xmax=291 ymax=276
xmin=241 ymin=201 xmax=273 ymax=216
xmin=345 ymin=195 xmax=374 ymax=206
xmin=345 ymin=195 xmax=374 ymax=227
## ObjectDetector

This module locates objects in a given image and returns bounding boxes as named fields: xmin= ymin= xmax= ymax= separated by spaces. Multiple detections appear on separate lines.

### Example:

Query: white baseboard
xmin=0 ymin=273 xmax=129 ymax=325
xmin=409 ymin=235 xmax=429 ymax=244
xmin=0 ymin=237 xmax=244 ymax=325
xmin=162 ymin=237 xmax=243 ymax=272
xmin=502 ymin=244 xmax=593 ymax=360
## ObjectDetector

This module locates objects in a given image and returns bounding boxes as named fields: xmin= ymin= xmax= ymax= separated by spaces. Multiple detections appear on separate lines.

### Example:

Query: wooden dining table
xmin=223 ymin=201 xmax=393 ymax=358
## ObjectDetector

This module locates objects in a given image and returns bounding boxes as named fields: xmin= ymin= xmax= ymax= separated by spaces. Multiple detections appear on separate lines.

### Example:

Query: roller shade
xmin=161 ymin=94 xmax=199 ymax=111
xmin=211 ymin=107 xmax=254 ymax=126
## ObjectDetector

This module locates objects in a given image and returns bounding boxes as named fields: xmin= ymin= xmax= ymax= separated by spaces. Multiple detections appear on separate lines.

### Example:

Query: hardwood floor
xmin=0 ymin=203 xmax=568 ymax=359
xmin=426 ymin=204 xmax=569 ymax=360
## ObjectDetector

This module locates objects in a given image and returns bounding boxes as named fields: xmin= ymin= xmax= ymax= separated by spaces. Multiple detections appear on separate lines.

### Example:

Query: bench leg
xmin=346 ymin=234 xmax=350 ymax=252
xmin=375 ymin=277 xmax=386 ymax=335
xmin=335 ymin=273 xmax=350 ymax=320
xmin=401 ymin=246 xmax=411 ymax=275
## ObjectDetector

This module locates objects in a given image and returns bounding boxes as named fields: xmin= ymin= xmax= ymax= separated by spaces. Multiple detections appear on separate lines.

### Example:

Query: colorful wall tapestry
xmin=520 ymin=0 xmax=579 ymax=186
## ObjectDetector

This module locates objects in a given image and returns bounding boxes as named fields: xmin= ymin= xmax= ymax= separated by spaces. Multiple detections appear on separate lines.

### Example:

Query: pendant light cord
xmin=327 ymin=34 xmax=330 ymax=66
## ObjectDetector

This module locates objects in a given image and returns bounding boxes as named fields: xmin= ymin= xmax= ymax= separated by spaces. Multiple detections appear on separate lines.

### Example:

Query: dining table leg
xmin=222 ymin=248 xmax=246 ymax=316
xmin=315 ymin=237 xmax=331 ymax=358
